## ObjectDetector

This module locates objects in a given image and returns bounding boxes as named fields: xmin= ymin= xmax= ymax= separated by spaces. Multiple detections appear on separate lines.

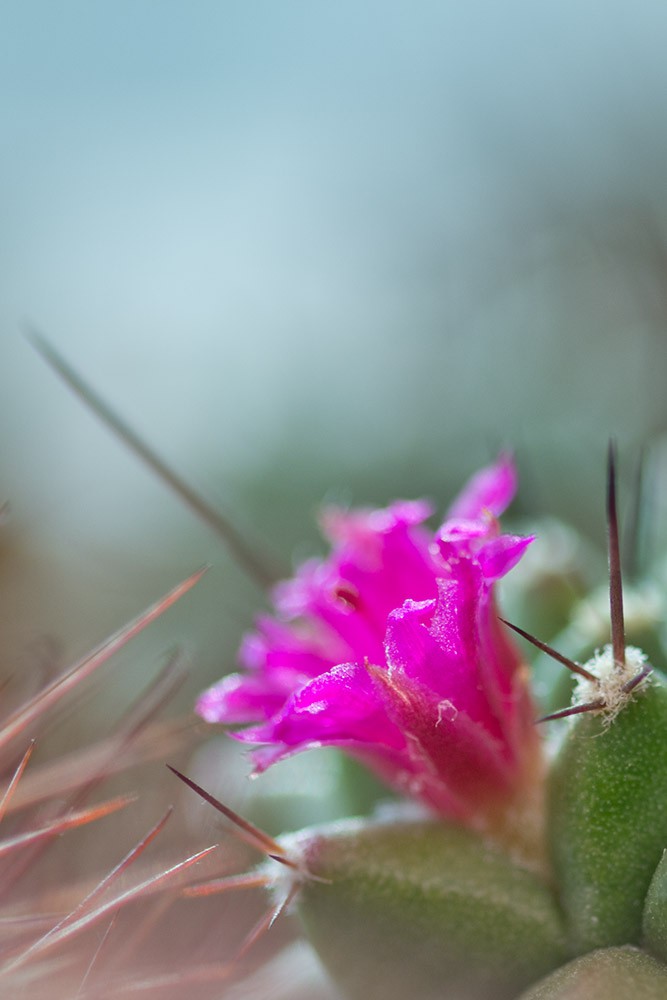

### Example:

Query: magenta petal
xmin=239 ymin=617 xmax=345 ymax=678
xmin=272 ymin=500 xmax=438 ymax=666
xmin=319 ymin=499 xmax=434 ymax=544
xmin=385 ymin=569 xmax=510 ymax=740
xmin=273 ymin=559 xmax=339 ymax=619
xmin=447 ymin=452 xmax=516 ymax=520
xmin=369 ymin=666 xmax=515 ymax=816
xmin=384 ymin=596 xmax=486 ymax=720
xmin=238 ymin=662 xmax=406 ymax=753
xmin=196 ymin=672 xmax=299 ymax=724
xmin=438 ymin=518 xmax=490 ymax=543
xmin=478 ymin=533 xmax=535 ymax=581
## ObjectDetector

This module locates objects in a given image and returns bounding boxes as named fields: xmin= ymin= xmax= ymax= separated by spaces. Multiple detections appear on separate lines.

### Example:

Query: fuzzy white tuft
xmin=573 ymin=644 xmax=650 ymax=723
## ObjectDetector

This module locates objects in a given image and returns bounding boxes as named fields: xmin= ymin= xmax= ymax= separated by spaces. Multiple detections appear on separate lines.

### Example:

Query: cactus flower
xmin=197 ymin=455 xmax=540 ymax=823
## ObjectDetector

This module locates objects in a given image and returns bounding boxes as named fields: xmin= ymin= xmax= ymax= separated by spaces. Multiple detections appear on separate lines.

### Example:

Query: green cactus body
xmin=516 ymin=946 xmax=667 ymax=999
xmin=549 ymin=677 xmax=667 ymax=955
xmin=279 ymin=816 xmax=567 ymax=1000
xmin=642 ymin=848 xmax=667 ymax=961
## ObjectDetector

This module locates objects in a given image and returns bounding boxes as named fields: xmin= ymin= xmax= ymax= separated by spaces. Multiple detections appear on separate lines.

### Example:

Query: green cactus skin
xmin=549 ymin=678 xmax=667 ymax=955
xmin=642 ymin=849 xmax=667 ymax=961
xmin=280 ymin=816 xmax=567 ymax=1000
xmin=515 ymin=946 xmax=667 ymax=999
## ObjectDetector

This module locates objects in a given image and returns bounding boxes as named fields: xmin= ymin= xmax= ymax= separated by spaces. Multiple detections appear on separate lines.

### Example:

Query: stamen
xmin=332 ymin=583 xmax=361 ymax=610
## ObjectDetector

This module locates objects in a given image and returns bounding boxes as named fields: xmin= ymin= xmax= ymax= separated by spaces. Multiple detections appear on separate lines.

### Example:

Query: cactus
xmin=516 ymin=947 xmax=667 ymax=999
xmin=29 ymin=340 xmax=667 ymax=998
xmin=286 ymin=816 xmax=567 ymax=1000
xmin=171 ymin=445 xmax=667 ymax=1000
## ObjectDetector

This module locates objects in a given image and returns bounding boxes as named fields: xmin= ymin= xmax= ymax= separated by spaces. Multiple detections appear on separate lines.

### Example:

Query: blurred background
xmin=2 ymin=2 xmax=667 ymax=993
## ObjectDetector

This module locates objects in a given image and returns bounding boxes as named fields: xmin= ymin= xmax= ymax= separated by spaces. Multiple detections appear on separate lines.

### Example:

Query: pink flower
xmin=197 ymin=455 xmax=540 ymax=823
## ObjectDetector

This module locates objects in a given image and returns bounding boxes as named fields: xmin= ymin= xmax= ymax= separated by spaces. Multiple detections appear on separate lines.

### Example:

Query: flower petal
xmin=367 ymin=665 xmax=515 ymax=817
xmin=236 ymin=662 xmax=407 ymax=765
xmin=478 ymin=533 xmax=535 ymax=581
xmin=196 ymin=672 xmax=298 ymax=724
xmin=196 ymin=455 xmax=540 ymax=824
xmin=274 ymin=501 xmax=438 ymax=665
xmin=447 ymin=452 xmax=517 ymax=521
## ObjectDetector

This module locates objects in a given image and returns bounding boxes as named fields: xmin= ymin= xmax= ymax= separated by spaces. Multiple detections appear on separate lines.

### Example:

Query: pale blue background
xmin=2 ymin=1 xmax=667 ymax=707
